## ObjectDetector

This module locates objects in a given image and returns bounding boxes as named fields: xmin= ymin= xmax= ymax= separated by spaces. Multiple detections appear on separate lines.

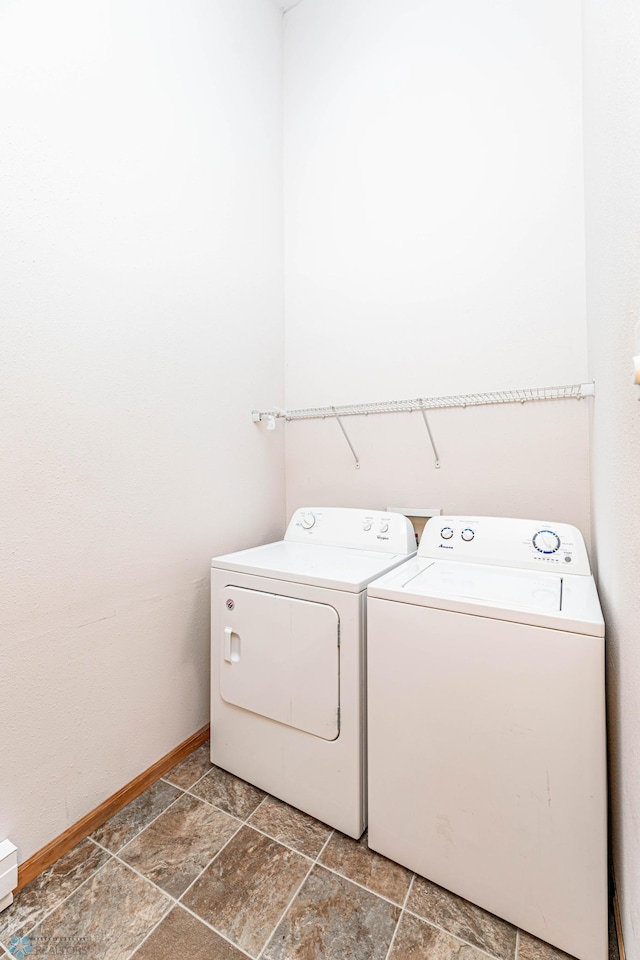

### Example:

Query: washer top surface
xmin=405 ymin=560 xmax=563 ymax=611
xmin=211 ymin=507 xmax=416 ymax=593
xmin=368 ymin=516 xmax=604 ymax=636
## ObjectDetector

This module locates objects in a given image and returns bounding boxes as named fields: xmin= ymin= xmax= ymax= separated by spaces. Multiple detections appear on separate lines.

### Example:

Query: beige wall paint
xmin=282 ymin=0 xmax=591 ymax=535
xmin=583 ymin=2 xmax=640 ymax=956
xmin=0 ymin=0 xmax=285 ymax=862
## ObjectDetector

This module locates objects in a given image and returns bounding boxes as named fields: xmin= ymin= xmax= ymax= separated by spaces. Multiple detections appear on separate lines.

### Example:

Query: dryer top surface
xmin=212 ymin=540 xmax=415 ymax=593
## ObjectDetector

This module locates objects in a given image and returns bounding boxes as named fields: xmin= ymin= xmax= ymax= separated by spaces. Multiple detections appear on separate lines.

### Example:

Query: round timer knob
xmin=461 ymin=528 xmax=475 ymax=542
xmin=440 ymin=527 xmax=454 ymax=540
xmin=379 ymin=521 xmax=389 ymax=533
xmin=301 ymin=512 xmax=316 ymax=529
xmin=533 ymin=529 xmax=560 ymax=554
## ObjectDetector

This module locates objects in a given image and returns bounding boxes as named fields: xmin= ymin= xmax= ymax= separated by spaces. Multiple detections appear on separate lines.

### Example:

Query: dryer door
xmin=219 ymin=586 xmax=340 ymax=741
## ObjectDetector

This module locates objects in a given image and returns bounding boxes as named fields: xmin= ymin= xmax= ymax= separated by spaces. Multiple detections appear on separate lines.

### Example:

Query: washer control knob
xmin=379 ymin=521 xmax=389 ymax=533
xmin=461 ymin=528 xmax=475 ymax=542
xmin=533 ymin=529 xmax=561 ymax=554
xmin=300 ymin=512 xmax=316 ymax=530
xmin=440 ymin=527 xmax=454 ymax=540
xmin=363 ymin=521 xmax=372 ymax=532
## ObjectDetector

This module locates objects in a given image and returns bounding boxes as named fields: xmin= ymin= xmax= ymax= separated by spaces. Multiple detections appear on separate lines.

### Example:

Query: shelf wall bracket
xmin=419 ymin=403 xmax=441 ymax=469
xmin=332 ymin=407 xmax=360 ymax=469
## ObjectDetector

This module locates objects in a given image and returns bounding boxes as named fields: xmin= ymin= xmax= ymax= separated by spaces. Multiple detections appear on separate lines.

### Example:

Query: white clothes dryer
xmin=210 ymin=507 xmax=416 ymax=838
xmin=367 ymin=516 xmax=606 ymax=960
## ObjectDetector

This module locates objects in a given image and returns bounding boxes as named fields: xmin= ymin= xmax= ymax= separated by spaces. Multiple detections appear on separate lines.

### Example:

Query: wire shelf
xmin=252 ymin=381 xmax=595 ymax=423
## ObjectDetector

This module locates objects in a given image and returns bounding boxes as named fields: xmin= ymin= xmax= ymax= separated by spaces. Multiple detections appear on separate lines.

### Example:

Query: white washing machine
xmin=210 ymin=507 xmax=415 ymax=838
xmin=367 ymin=516 xmax=606 ymax=960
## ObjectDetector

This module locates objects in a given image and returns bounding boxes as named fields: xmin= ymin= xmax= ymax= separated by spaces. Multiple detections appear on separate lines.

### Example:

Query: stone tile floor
xmin=0 ymin=743 xmax=620 ymax=960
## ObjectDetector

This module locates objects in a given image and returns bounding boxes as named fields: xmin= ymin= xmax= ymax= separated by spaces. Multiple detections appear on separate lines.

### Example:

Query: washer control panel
xmin=286 ymin=507 xmax=416 ymax=555
xmin=422 ymin=516 xmax=591 ymax=575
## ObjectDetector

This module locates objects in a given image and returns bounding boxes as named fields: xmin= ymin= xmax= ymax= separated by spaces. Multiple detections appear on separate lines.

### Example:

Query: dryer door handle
xmin=224 ymin=627 xmax=241 ymax=663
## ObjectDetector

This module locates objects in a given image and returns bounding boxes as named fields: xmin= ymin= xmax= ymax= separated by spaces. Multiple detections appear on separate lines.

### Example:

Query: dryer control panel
xmin=419 ymin=516 xmax=591 ymax=575
xmin=285 ymin=508 xmax=416 ymax=556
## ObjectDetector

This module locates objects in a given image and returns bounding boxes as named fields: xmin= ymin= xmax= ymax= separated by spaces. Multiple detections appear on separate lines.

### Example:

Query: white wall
xmin=0 ymin=0 xmax=284 ymax=862
xmin=282 ymin=0 xmax=591 ymax=533
xmin=583 ymin=2 xmax=640 ymax=955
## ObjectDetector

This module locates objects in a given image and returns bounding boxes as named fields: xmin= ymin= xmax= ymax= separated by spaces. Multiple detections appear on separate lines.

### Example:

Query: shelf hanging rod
xmin=251 ymin=381 xmax=595 ymax=424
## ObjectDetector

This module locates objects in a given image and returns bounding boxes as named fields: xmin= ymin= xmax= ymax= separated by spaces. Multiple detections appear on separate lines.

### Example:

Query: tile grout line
xmin=111 ymin=860 xmax=181 ymax=960
xmin=102 ymin=843 xmax=253 ymax=960
xmin=93 ymin=838 xmax=181 ymax=900
xmin=310 ymin=857 xmax=412 ymax=911
xmin=105 ymin=854 xmax=191 ymax=960
xmin=161 ymin=752 xmax=222 ymax=795
xmin=5 ymin=816 xmax=515 ymax=960
xmin=172 ymin=793 xmax=274 ymax=907
xmin=244 ymin=792 xmax=269 ymax=818
xmin=242 ymin=822 xmax=317 ymax=865
xmin=162 ymin=799 xmax=505 ymax=952
xmin=97 ymin=854 xmax=174 ymax=960
xmin=16 ymin=783 xmax=175 ymax=959
xmin=6 ymin=849 xmax=117 ymax=944
xmin=115 ymin=856 xmax=251 ymax=960
xmin=4 ymin=764 xmax=243 ymax=960
xmin=177 ymin=903 xmax=256 ymax=960
xmin=178 ymin=777 xmax=258 ymax=817
xmin=383 ymin=872 xmax=415 ymax=960
xmin=177 ymin=780 xmax=332 ymax=872
xmin=160 ymin=744 xmax=214 ymax=792
xmin=192 ymin=815 xmax=417 ymax=916
xmin=168 ymin=784 xmax=251 ymax=824
xmin=95 ymin=827 xmax=257 ymax=960
xmin=167 ymin=800 xmax=308 ymax=960
xmin=180 ymin=782 xmax=266 ymax=817
xmin=123 ymin=774 xmax=520 ymax=960
xmin=400 ymin=903 xmax=514 ymax=960
xmin=120 ymin=782 xmax=271 ymax=959
xmin=113 ymin=814 xmax=243 ymax=918
xmin=241 ymin=818 xmax=509 ymax=958
xmin=164 ymin=760 xmax=274 ymax=830
xmin=161 ymin=770 xmax=211 ymax=793
xmin=123 ymin=793 xmax=331 ymax=960
xmin=105 ymin=785 xmax=189 ymax=857
xmin=124 ymin=907 xmax=180 ymax=960
xmin=6 ymin=814 xmax=512 ymax=960
xmin=257 ymin=829 xmax=336 ymax=960
xmin=175 ymin=818 xmax=247 ymax=905
xmin=116 ymin=788 xmax=249 ymax=860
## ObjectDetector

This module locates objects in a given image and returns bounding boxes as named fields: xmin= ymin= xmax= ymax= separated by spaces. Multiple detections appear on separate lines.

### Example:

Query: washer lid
xmin=368 ymin=557 xmax=604 ymax=636
xmin=211 ymin=540 xmax=415 ymax=593
xmin=406 ymin=561 xmax=562 ymax=613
